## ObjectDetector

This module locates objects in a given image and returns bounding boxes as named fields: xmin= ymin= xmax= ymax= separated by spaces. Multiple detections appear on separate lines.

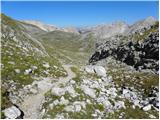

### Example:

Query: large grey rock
xmin=59 ymin=96 xmax=69 ymax=105
xmin=24 ymin=68 xmax=32 ymax=75
xmin=3 ymin=106 xmax=22 ymax=119
xmin=75 ymin=104 xmax=81 ymax=112
xmin=114 ymin=101 xmax=126 ymax=109
xmin=51 ymin=87 xmax=65 ymax=96
xmin=30 ymin=88 xmax=38 ymax=94
xmin=80 ymin=85 xmax=96 ymax=98
xmin=65 ymin=86 xmax=77 ymax=97
xmin=94 ymin=66 xmax=106 ymax=77
xmin=14 ymin=69 xmax=20 ymax=74
xmin=85 ymin=65 xmax=95 ymax=74
xmin=143 ymin=104 xmax=152 ymax=111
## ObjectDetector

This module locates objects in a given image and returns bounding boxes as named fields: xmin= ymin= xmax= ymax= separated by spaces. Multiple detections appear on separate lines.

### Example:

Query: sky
xmin=1 ymin=1 xmax=159 ymax=27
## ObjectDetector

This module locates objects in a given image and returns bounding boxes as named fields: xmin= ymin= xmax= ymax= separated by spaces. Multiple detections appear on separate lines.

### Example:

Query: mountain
xmin=126 ymin=16 xmax=157 ymax=34
xmin=22 ymin=20 xmax=59 ymax=32
xmin=1 ymin=13 xmax=159 ymax=119
xmin=22 ymin=20 xmax=80 ymax=34
xmin=79 ymin=17 xmax=157 ymax=39
xmin=88 ymin=21 xmax=129 ymax=39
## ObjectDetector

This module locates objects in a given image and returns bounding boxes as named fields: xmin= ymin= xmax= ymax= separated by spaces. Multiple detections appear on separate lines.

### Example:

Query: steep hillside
xmin=1 ymin=14 xmax=67 ymax=118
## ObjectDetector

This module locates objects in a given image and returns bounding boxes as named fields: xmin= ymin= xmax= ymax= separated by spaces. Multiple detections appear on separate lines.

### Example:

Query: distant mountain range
xmin=22 ymin=16 xmax=157 ymax=38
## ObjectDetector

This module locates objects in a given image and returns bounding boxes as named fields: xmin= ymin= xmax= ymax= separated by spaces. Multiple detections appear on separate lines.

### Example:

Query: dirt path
xmin=19 ymin=65 xmax=76 ymax=119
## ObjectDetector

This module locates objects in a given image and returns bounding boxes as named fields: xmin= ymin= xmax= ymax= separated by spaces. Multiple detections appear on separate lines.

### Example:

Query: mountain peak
xmin=145 ymin=16 xmax=157 ymax=21
xmin=22 ymin=20 xmax=59 ymax=32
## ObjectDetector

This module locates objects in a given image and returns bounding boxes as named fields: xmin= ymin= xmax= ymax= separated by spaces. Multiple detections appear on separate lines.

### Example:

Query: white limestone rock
xmin=84 ymin=65 xmax=95 ymax=74
xmin=43 ymin=63 xmax=50 ymax=68
xmin=59 ymin=96 xmax=69 ymax=105
xmin=81 ymin=85 xmax=96 ymax=98
xmin=94 ymin=66 xmax=107 ymax=77
xmin=75 ymin=104 xmax=81 ymax=112
xmin=65 ymin=86 xmax=77 ymax=97
xmin=143 ymin=104 xmax=152 ymax=111
xmin=14 ymin=69 xmax=20 ymax=74
xmin=64 ymin=105 xmax=74 ymax=112
xmin=24 ymin=68 xmax=32 ymax=75
xmin=31 ymin=66 xmax=38 ymax=70
xmin=53 ymin=100 xmax=59 ymax=106
xmin=51 ymin=87 xmax=65 ymax=96
xmin=114 ymin=101 xmax=126 ymax=109
xmin=3 ymin=106 xmax=21 ymax=119
xmin=30 ymin=88 xmax=38 ymax=94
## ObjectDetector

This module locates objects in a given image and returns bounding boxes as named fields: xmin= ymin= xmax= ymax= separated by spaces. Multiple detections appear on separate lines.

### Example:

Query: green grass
xmin=1 ymin=87 xmax=13 ymax=119
xmin=1 ymin=37 xmax=66 ymax=88
xmin=1 ymin=13 xmax=19 ymax=30
xmin=70 ymin=66 xmax=82 ymax=83
xmin=44 ymin=104 xmax=66 ymax=118
xmin=107 ymin=99 xmax=159 ymax=119
xmin=39 ymin=31 xmax=95 ymax=65
xmin=1 ymin=87 xmax=12 ymax=110
xmin=106 ymin=61 xmax=159 ymax=98
xmin=65 ymin=103 xmax=104 ymax=119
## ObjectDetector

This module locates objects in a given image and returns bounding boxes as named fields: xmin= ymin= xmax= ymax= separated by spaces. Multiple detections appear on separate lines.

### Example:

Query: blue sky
xmin=1 ymin=1 xmax=159 ymax=27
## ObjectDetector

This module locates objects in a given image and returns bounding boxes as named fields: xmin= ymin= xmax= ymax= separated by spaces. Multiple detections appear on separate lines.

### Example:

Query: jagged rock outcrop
xmin=89 ymin=23 xmax=159 ymax=74
xmin=126 ymin=16 xmax=157 ymax=35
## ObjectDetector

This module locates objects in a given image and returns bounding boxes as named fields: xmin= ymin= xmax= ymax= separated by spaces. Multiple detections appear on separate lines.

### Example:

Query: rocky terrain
xmin=89 ymin=22 xmax=159 ymax=74
xmin=1 ymin=13 xmax=159 ymax=119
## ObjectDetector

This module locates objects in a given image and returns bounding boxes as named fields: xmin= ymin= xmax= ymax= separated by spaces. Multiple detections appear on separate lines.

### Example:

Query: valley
xmin=1 ymin=13 xmax=159 ymax=119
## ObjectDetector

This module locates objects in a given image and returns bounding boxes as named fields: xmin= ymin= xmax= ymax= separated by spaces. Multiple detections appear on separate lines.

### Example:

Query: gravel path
xmin=19 ymin=65 xmax=76 ymax=119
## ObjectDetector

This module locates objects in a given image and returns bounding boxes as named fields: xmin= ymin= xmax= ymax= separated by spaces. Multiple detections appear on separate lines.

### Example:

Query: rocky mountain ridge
xmin=22 ymin=20 xmax=59 ymax=32
xmin=22 ymin=16 xmax=157 ymax=39
xmin=89 ymin=22 xmax=159 ymax=74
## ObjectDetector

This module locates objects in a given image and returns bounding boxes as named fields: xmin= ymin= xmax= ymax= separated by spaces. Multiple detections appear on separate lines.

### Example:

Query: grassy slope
xmin=39 ymin=31 xmax=95 ymax=65
xmin=1 ymin=14 xmax=67 ymax=115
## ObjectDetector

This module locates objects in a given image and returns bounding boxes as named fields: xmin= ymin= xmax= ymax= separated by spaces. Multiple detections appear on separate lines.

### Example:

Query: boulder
xmin=24 ymin=68 xmax=32 ymax=75
xmin=14 ymin=69 xmax=20 ymax=74
xmin=143 ymin=104 xmax=152 ymax=111
xmin=3 ymin=106 xmax=22 ymax=119
xmin=81 ymin=85 xmax=96 ymax=98
xmin=74 ymin=104 xmax=81 ymax=112
xmin=122 ymin=89 xmax=129 ymax=94
xmin=94 ymin=66 xmax=107 ymax=77
xmin=43 ymin=63 xmax=50 ymax=68
xmin=65 ymin=86 xmax=76 ymax=97
xmin=85 ymin=66 xmax=95 ymax=74
xmin=114 ymin=101 xmax=126 ymax=109
xmin=59 ymin=96 xmax=69 ymax=105
xmin=64 ymin=105 xmax=74 ymax=112
xmin=31 ymin=66 xmax=38 ymax=70
xmin=53 ymin=100 xmax=59 ymax=106
xmin=51 ymin=87 xmax=65 ymax=96
xmin=30 ymin=88 xmax=38 ymax=94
